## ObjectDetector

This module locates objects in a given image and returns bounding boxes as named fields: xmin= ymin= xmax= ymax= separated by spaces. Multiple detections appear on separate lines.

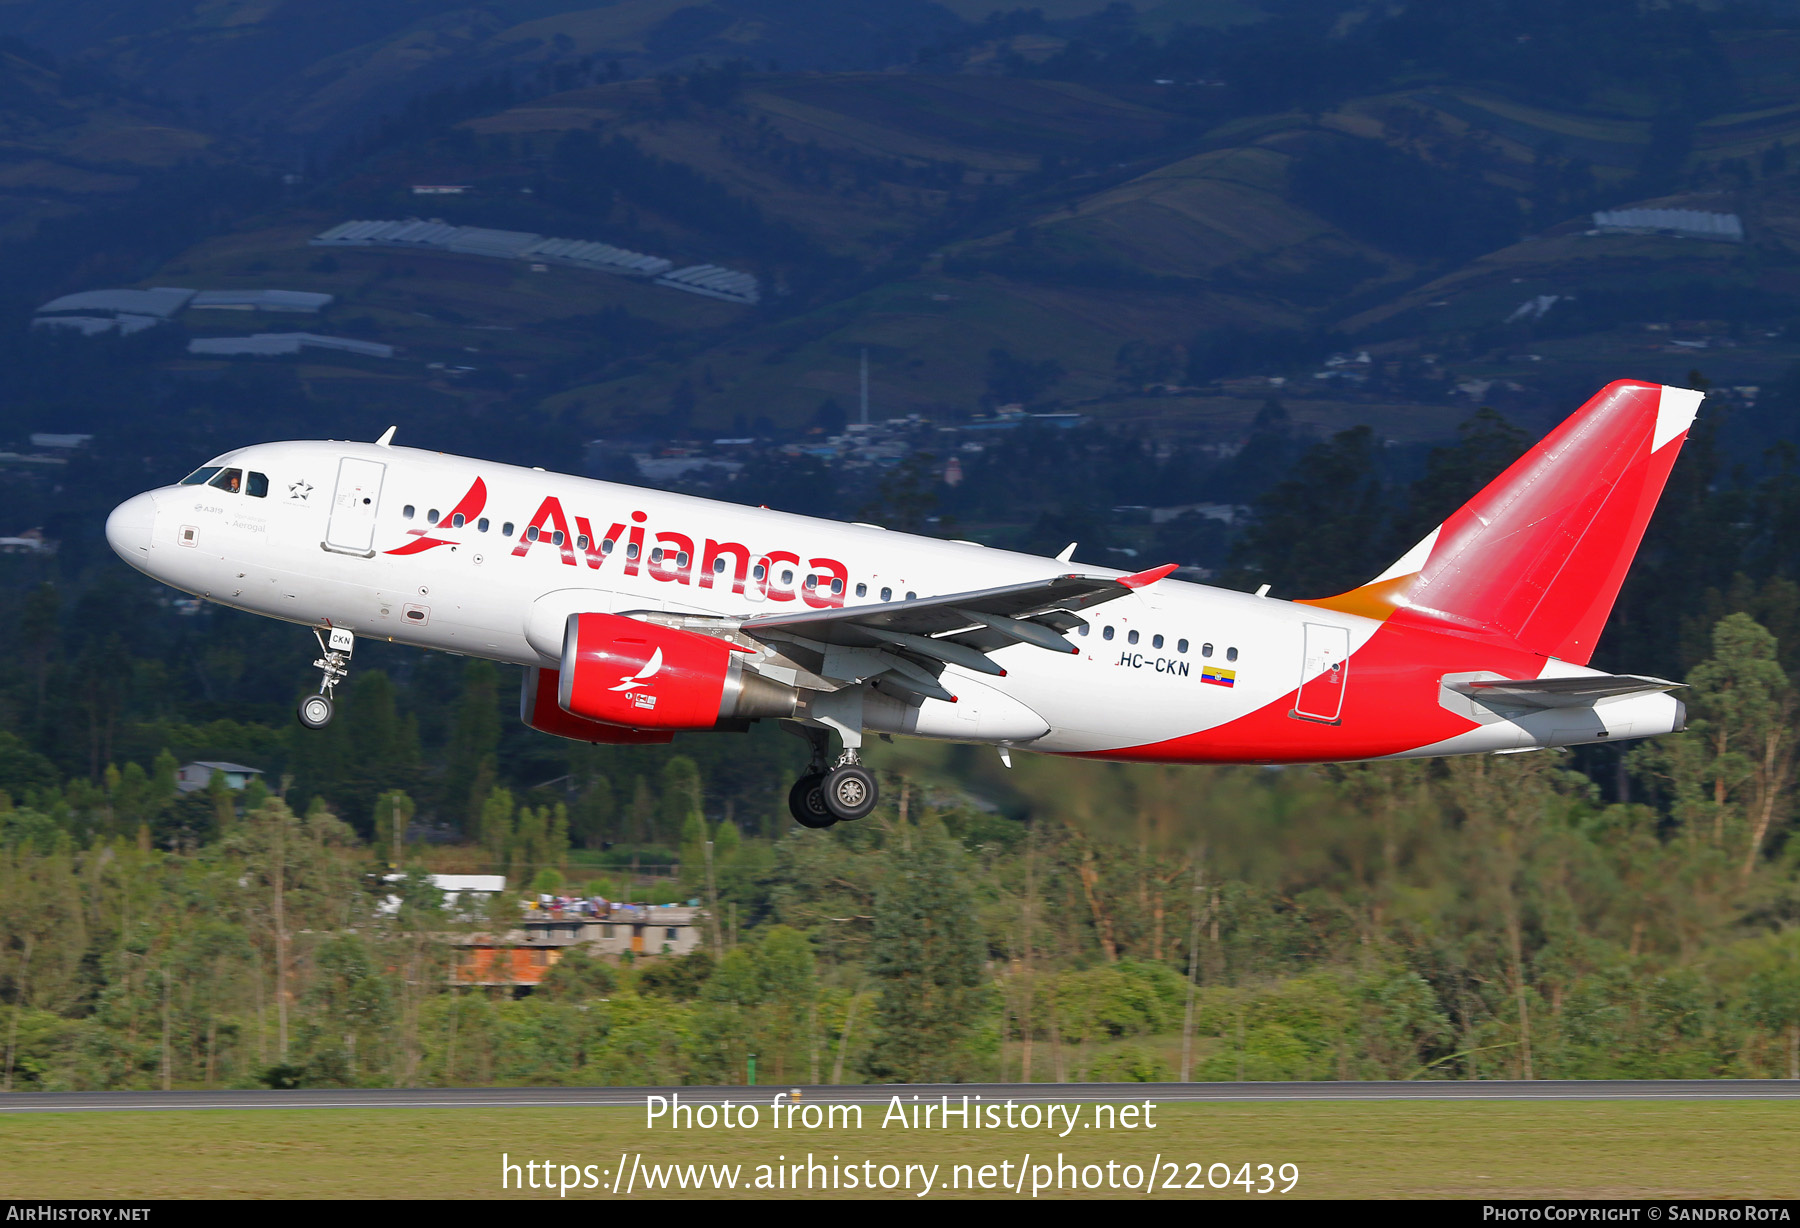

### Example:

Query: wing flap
xmin=740 ymin=568 xmax=1170 ymax=647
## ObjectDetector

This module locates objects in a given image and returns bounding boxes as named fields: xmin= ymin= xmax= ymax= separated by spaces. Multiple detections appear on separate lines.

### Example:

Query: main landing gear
xmin=297 ymin=626 xmax=353 ymax=729
xmin=784 ymin=723 xmax=879 ymax=828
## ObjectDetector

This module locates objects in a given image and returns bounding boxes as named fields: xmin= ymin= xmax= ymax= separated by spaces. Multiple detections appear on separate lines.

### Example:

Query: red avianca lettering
xmin=387 ymin=483 xmax=847 ymax=608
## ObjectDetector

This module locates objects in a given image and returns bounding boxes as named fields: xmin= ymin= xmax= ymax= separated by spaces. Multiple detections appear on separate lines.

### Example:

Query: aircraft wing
xmin=736 ymin=564 xmax=1177 ymax=699
xmin=1447 ymin=674 xmax=1683 ymax=710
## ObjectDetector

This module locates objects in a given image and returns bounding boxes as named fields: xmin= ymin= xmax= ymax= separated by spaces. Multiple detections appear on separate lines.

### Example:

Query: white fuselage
xmin=105 ymin=439 xmax=1679 ymax=761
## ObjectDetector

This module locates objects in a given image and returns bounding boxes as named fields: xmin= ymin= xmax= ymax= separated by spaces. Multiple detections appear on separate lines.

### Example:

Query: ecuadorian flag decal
xmin=1201 ymin=666 xmax=1236 ymax=687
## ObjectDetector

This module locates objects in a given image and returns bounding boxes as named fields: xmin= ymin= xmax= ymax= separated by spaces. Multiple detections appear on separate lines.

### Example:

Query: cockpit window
xmin=180 ymin=466 xmax=222 ymax=486
xmin=245 ymin=472 xmax=269 ymax=498
xmin=207 ymin=468 xmax=244 ymax=494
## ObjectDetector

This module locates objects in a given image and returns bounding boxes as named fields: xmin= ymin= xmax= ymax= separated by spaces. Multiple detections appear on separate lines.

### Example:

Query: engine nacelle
xmin=559 ymin=611 xmax=797 ymax=731
xmin=520 ymin=667 xmax=673 ymax=744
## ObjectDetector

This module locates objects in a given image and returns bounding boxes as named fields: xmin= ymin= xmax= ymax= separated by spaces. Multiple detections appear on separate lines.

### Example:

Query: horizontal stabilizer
xmin=1447 ymin=673 xmax=1682 ymax=710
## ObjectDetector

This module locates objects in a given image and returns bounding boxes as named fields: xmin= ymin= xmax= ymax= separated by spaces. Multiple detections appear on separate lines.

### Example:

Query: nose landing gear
xmin=783 ymin=722 xmax=879 ymax=827
xmin=297 ymin=627 xmax=353 ymax=729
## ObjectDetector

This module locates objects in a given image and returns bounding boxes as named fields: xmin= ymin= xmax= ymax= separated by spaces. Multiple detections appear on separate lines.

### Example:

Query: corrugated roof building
xmin=310 ymin=219 xmax=751 ymax=300
xmin=188 ymin=333 xmax=395 ymax=359
xmin=37 ymin=287 xmax=195 ymax=318
xmin=189 ymin=289 xmax=334 ymax=313
xmin=1592 ymin=209 xmax=1744 ymax=242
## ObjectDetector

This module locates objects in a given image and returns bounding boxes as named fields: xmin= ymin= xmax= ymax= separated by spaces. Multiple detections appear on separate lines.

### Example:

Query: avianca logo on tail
xmin=384 ymin=477 xmax=851 ymax=609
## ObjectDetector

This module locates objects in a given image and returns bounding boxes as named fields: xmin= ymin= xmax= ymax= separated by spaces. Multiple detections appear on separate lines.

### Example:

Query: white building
xmin=175 ymin=761 xmax=264 ymax=793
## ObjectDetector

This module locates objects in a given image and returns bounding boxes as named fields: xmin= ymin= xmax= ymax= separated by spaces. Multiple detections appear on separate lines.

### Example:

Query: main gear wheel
xmin=821 ymin=764 xmax=878 ymax=822
xmin=788 ymin=774 xmax=836 ymax=828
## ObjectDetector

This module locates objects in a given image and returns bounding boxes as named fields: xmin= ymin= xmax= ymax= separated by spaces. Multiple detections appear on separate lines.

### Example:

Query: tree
xmin=1227 ymin=426 xmax=1388 ymax=597
xmin=659 ymin=756 xmax=703 ymax=848
xmin=1635 ymin=614 xmax=1796 ymax=884
xmin=302 ymin=933 xmax=393 ymax=1086
xmin=443 ymin=661 xmax=501 ymax=835
xmin=0 ymin=843 xmax=84 ymax=1089
xmin=863 ymin=830 xmax=987 ymax=1082
xmin=1745 ymin=937 xmax=1800 ymax=1079
xmin=480 ymin=789 xmax=516 ymax=880
xmin=569 ymin=775 xmax=615 ymax=849
xmin=226 ymin=799 xmax=360 ymax=1061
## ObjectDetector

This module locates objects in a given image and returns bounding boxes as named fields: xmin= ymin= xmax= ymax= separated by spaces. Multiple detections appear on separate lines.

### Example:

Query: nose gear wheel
xmin=297 ymin=693 xmax=334 ymax=729
xmin=298 ymin=626 xmax=354 ymax=729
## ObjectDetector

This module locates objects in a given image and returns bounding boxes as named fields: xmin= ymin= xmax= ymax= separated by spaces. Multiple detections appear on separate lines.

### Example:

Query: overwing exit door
xmin=1294 ymin=622 xmax=1349 ymax=724
xmin=325 ymin=457 xmax=386 ymax=555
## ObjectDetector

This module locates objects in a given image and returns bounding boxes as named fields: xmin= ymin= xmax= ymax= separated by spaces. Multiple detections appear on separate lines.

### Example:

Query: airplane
xmin=106 ymin=379 xmax=1696 ymax=827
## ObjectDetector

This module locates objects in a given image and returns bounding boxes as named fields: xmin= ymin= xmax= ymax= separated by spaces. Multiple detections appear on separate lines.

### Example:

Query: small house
xmin=174 ymin=761 xmax=264 ymax=793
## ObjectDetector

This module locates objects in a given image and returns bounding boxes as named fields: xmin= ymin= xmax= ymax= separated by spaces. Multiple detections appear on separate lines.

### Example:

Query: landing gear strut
xmin=783 ymin=722 xmax=879 ymax=827
xmin=297 ymin=626 xmax=353 ymax=729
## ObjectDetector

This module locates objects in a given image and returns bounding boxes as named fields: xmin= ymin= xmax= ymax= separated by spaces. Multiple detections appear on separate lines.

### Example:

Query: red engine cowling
xmin=558 ymin=611 xmax=796 ymax=731
xmin=520 ymin=666 xmax=673 ymax=744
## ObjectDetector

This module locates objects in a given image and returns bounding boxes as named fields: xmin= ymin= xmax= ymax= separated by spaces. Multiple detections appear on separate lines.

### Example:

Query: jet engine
xmin=558 ymin=611 xmax=797 ymax=731
xmin=520 ymin=666 xmax=673 ymax=744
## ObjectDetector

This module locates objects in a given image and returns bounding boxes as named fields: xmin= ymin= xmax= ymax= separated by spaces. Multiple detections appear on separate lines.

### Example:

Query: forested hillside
xmin=5 ymin=610 xmax=1800 ymax=1089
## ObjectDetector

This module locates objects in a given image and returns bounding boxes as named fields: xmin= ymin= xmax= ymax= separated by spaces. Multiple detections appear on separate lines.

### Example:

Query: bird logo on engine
xmin=610 ymin=647 xmax=663 ymax=709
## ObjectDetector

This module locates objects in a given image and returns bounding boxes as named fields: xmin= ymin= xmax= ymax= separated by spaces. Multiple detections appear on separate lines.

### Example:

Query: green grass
xmin=4 ymin=1100 xmax=1797 ymax=1199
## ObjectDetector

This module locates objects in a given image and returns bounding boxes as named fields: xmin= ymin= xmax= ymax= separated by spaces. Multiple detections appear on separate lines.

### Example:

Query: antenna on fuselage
xmin=375 ymin=426 xmax=397 ymax=447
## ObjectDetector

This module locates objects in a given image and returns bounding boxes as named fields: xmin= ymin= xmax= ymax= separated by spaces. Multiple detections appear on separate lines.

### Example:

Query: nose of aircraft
xmin=106 ymin=491 xmax=158 ymax=567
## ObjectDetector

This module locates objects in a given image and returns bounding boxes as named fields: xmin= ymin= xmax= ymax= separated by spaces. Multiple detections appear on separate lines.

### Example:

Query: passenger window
xmin=1177 ymin=639 xmax=1188 ymax=653
xmin=906 ymin=591 xmax=916 ymax=601
xmin=180 ymin=466 xmax=222 ymax=486
xmin=855 ymin=583 xmax=867 ymax=597
xmin=552 ymin=530 xmax=565 ymax=546
xmin=452 ymin=513 xmax=465 ymax=528
xmin=831 ymin=578 xmax=844 ymax=595
xmin=477 ymin=518 xmax=489 ymax=532
xmin=246 ymin=472 xmax=268 ymax=498
xmin=576 ymin=534 xmax=589 ymax=550
xmin=403 ymin=505 xmax=415 ymax=520
xmin=1126 ymin=629 xmax=1138 ymax=644
xmin=1202 ymin=643 xmax=1213 ymax=658
xmin=753 ymin=563 xmax=767 ymax=580
xmin=713 ymin=557 xmax=727 ymax=574
xmin=207 ymin=468 xmax=244 ymax=494
xmin=1227 ymin=647 xmax=1238 ymax=662
xmin=780 ymin=569 xmax=794 ymax=585
xmin=650 ymin=547 xmax=664 ymax=563
xmin=880 ymin=587 xmax=892 ymax=601
xmin=804 ymin=574 xmax=818 ymax=589
xmin=602 ymin=538 xmax=615 ymax=554
xmin=427 ymin=509 xmax=440 ymax=525
xmin=1153 ymin=634 xmax=1164 ymax=649
xmin=527 ymin=525 xmax=540 ymax=542
xmin=677 ymin=551 xmax=690 ymax=568
xmin=626 ymin=542 xmax=640 ymax=560
xmin=1103 ymin=626 xmax=1115 ymax=641
xmin=1078 ymin=623 xmax=1089 ymax=636
xmin=502 ymin=522 xmax=514 ymax=537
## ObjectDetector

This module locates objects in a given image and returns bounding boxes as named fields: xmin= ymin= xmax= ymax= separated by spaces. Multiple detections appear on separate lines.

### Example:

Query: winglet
xmin=1056 ymin=542 xmax=1077 ymax=563
xmin=375 ymin=426 xmax=397 ymax=447
xmin=1118 ymin=562 xmax=1179 ymax=589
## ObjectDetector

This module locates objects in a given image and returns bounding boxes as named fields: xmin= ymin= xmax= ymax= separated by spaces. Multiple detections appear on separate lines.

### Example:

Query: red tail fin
xmin=1301 ymin=380 xmax=1700 ymax=664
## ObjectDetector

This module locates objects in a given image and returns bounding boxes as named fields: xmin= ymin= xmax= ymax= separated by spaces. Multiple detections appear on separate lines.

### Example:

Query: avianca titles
xmin=107 ymin=379 xmax=1697 ymax=826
